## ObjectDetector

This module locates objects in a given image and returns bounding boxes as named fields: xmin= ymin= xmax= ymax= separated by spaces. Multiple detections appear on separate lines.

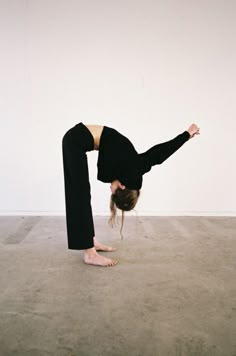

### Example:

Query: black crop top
xmin=97 ymin=126 xmax=190 ymax=190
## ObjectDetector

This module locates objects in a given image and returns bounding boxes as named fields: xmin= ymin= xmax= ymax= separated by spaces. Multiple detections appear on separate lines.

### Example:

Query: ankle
xmin=84 ymin=247 xmax=97 ymax=257
xmin=93 ymin=237 xmax=99 ymax=245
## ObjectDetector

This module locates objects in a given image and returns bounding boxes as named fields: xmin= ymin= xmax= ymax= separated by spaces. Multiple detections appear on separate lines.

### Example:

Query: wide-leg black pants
xmin=62 ymin=122 xmax=95 ymax=250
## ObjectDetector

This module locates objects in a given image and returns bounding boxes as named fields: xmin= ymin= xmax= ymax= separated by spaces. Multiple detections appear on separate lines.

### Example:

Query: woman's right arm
xmin=138 ymin=123 xmax=200 ymax=174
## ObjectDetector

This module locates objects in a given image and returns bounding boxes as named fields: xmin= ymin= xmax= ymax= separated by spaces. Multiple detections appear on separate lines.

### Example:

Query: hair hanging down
xmin=109 ymin=188 xmax=140 ymax=239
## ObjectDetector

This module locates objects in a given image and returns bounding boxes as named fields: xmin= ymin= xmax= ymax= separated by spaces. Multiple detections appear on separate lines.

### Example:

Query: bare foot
xmin=84 ymin=247 xmax=118 ymax=267
xmin=94 ymin=237 xmax=116 ymax=252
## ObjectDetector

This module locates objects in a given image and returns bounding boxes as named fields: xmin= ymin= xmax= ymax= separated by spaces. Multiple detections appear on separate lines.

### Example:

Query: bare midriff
xmin=84 ymin=124 xmax=104 ymax=150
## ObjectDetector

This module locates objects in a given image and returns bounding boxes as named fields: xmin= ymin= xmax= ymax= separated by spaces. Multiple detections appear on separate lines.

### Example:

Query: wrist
xmin=185 ymin=130 xmax=191 ymax=139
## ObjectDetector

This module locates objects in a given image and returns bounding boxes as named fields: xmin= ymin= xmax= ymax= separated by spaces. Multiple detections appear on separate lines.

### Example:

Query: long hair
xmin=109 ymin=188 xmax=140 ymax=239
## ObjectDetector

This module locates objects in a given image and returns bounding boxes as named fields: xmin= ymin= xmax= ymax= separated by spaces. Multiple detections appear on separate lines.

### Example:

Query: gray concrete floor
xmin=0 ymin=216 xmax=236 ymax=356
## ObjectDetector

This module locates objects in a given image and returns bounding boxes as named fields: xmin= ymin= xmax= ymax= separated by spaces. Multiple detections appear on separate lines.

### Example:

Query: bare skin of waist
xmin=84 ymin=124 xmax=104 ymax=150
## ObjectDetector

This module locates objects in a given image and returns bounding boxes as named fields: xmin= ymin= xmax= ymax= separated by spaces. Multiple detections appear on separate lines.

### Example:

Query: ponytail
xmin=109 ymin=188 xmax=140 ymax=240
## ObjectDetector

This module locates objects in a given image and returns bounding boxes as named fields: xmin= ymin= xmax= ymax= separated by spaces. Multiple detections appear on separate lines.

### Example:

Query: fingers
xmin=119 ymin=182 xmax=126 ymax=190
xmin=192 ymin=130 xmax=200 ymax=138
xmin=191 ymin=123 xmax=200 ymax=135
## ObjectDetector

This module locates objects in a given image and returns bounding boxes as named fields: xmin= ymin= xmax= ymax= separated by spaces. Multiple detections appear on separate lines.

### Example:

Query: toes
xmin=106 ymin=259 xmax=118 ymax=267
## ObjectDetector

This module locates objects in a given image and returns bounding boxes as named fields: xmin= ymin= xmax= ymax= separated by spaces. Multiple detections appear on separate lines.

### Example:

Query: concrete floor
xmin=0 ymin=216 xmax=236 ymax=356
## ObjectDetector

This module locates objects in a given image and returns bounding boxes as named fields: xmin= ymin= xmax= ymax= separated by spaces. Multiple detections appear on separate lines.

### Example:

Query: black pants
xmin=62 ymin=122 xmax=95 ymax=250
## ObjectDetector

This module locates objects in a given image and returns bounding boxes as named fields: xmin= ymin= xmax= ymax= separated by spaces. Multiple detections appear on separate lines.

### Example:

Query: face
xmin=110 ymin=179 xmax=126 ymax=194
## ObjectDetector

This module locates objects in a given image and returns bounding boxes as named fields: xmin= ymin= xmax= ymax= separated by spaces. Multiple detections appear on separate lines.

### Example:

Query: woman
xmin=62 ymin=122 xmax=200 ymax=267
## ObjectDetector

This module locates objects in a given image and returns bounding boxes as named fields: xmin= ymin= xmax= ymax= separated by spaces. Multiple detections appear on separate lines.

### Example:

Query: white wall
xmin=0 ymin=0 xmax=235 ymax=216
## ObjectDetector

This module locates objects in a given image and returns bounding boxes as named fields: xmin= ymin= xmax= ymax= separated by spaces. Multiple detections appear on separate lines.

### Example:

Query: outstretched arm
xmin=138 ymin=123 xmax=200 ymax=173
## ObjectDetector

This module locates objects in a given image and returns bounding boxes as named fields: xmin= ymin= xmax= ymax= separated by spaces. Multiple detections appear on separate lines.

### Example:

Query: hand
xmin=187 ymin=123 xmax=200 ymax=138
xmin=110 ymin=179 xmax=126 ymax=194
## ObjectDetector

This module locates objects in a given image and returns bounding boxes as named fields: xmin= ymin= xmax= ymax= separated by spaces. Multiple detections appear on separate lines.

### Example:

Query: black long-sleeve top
xmin=97 ymin=126 xmax=190 ymax=190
